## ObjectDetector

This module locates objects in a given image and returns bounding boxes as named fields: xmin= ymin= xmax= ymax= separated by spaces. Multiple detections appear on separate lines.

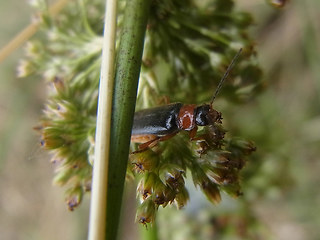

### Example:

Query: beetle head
xmin=195 ymin=104 xmax=222 ymax=126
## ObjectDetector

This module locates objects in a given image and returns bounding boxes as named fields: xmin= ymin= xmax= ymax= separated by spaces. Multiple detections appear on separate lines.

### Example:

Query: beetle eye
xmin=195 ymin=105 xmax=210 ymax=126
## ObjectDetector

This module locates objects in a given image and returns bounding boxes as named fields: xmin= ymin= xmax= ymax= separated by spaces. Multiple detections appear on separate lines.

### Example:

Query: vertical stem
xmin=140 ymin=222 xmax=159 ymax=240
xmin=88 ymin=0 xmax=117 ymax=239
xmin=106 ymin=0 xmax=151 ymax=239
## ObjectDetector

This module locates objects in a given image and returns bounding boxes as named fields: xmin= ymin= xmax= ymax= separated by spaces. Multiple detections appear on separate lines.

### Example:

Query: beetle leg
xmin=131 ymin=134 xmax=158 ymax=143
xmin=138 ymin=137 xmax=160 ymax=150
xmin=189 ymin=126 xmax=198 ymax=140
xmin=132 ymin=132 xmax=179 ymax=153
xmin=138 ymin=132 xmax=178 ymax=150
xmin=131 ymin=138 xmax=159 ymax=154
xmin=130 ymin=135 xmax=158 ymax=154
xmin=158 ymin=132 xmax=178 ymax=142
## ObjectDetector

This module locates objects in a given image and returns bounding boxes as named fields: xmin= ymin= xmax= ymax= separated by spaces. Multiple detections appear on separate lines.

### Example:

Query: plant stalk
xmin=106 ymin=0 xmax=151 ymax=239
xmin=140 ymin=223 xmax=159 ymax=240
xmin=88 ymin=0 xmax=117 ymax=239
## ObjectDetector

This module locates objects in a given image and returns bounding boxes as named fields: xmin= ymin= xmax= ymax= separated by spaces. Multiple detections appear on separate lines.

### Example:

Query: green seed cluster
xmin=144 ymin=0 xmax=263 ymax=104
xmin=132 ymin=123 xmax=256 ymax=225
xmin=20 ymin=0 xmax=104 ymax=210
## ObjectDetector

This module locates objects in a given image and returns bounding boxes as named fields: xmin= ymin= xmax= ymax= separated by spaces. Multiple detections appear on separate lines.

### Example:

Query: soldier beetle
xmin=131 ymin=49 xmax=242 ymax=151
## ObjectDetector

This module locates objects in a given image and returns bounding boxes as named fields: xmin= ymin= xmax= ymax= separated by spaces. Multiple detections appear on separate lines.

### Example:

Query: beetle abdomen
xmin=132 ymin=103 xmax=183 ymax=136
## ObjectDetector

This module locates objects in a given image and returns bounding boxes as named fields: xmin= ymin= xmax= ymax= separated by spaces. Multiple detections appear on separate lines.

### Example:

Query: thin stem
xmin=88 ymin=0 xmax=117 ymax=239
xmin=106 ymin=0 xmax=151 ymax=239
xmin=0 ymin=0 xmax=70 ymax=64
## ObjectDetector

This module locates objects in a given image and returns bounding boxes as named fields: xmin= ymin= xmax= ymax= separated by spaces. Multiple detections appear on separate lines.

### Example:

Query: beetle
xmin=131 ymin=49 xmax=242 ymax=151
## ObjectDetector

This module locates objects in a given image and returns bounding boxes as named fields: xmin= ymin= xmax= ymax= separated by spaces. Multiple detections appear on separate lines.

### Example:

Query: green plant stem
xmin=106 ymin=0 xmax=151 ymax=239
xmin=140 ymin=222 xmax=159 ymax=240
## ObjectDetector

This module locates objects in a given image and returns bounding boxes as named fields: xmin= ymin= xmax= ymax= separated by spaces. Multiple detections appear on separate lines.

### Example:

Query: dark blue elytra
xmin=132 ymin=103 xmax=183 ymax=136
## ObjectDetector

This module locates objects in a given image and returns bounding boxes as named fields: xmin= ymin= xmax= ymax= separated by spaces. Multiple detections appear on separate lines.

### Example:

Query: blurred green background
xmin=0 ymin=0 xmax=320 ymax=240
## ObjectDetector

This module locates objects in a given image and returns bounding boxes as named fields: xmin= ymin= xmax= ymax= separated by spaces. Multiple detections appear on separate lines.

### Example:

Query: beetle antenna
xmin=210 ymin=48 xmax=243 ymax=107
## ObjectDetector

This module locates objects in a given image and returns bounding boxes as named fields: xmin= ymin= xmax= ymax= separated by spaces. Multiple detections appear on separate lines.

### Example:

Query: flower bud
xmin=41 ymin=127 xmax=66 ymax=150
xmin=195 ymin=140 xmax=210 ymax=155
xmin=201 ymin=180 xmax=221 ymax=204
xmin=53 ymin=76 xmax=66 ymax=93
xmin=53 ymin=167 xmax=73 ymax=186
xmin=130 ymin=149 xmax=159 ymax=172
xmin=207 ymin=125 xmax=226 ymax=143
xmin=205 ymin=167 xmax=238 ymax=185
xmin=159 ymin=164 xmax=185 ymax=190
xmin=225 ymin=157 xmax=246 ymax=170
xmin=174 ymin=186 xmax=189 ymax=209
xmin=136 ymin=199 xmax=156 ymax=225
xmin=65 ymin=186 xmax=83 ymax=211
xmin=25 ymin=41 xmax=41 ymax=58
xmin=137 ymin=172 xmax=157 ymax=200
xmin=221 ymin=183 xmax=242 ymax=198
xmin=17 ymin=59 xmax=34 ymax=77
xmin=228 ymin=138 xmax=256 ymax=156
xmin=153 ymin=179 xmax=175 ymax=206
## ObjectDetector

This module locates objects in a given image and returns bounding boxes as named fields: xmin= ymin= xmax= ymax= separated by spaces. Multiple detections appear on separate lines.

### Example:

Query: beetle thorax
xmin=177 ymin=104 xmax=197 ymax=131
